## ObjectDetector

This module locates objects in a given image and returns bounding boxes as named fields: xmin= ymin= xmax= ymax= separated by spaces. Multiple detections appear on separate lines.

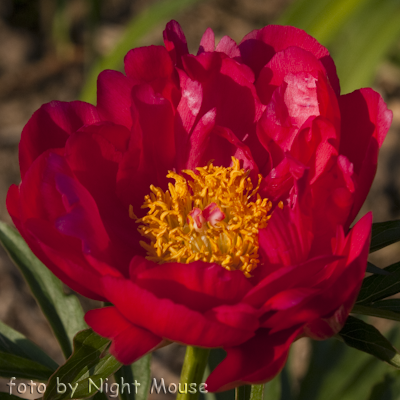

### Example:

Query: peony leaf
xmin=0 ymin=221 xmax=87 ymax=358
xmin=366 ymin=262 xmax=391 ymax=275
xmin=370 ymin=220 xmax=400 ymax=253
xmin=299 ymin=336 xmax=396 ymax=400
xmin=113 ymin=355 xmax=151 ymax=400
xmin=0 ymin=320 xmax=58 ymax=371
xmin=80 ymin=0 xmax=199 ymax=104
xmin=338 ymin=316 xmax=400 ymax=368
xmin=356 ymin=261 xmax=400 ymax=305
xmin=353 ymin=300 xmax=400 ymax=322
xmin=44 ymin=329 xmax=122 ymax=400
xmin=0 ymin=351 xmax=55 ymax=381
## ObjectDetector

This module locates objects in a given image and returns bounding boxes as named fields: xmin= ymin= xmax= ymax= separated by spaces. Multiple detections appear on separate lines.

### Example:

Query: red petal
xmin=65 ymin=122 xmax=143 ymax=268
xmin=19 ymin=101 xmax=100 ymax=178
xmin=259 ymin=202 xmax=313 ymax=270
xmin=85 ymin=307 xmax=162 ymax=364
xmin=198 ymin=27 xmax=215 ymax=54
xmin=339 ymin=89 xmax=392 ymax=223
xmin=239 ymin=25 xmax=340 ymax=94
xmin=206 ymin=327 xmax=301 ymax=392
xmin=132 ymin=258 xmax=253 ymax=312
xmin=163 ymin=20 xmax=189 ymax=69
xmin=100 ymin=275 xmax=257 ymax=348
xmin=116 ymin=84 xmax=175 ymax=212
xmin=97 ymin=70 xmax=138 ymax=129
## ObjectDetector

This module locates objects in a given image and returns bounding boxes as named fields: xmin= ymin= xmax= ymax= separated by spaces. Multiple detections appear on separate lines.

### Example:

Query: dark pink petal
xmin=259 ymin=202 xmax=313 ymax=270
xmin=97 ymin=70 xmax=138 ymax=129
xmin=215 ymin=36 xmax=241 ymax=61
xmin=132 ymin=258 xmax=253 ymax=312
xmin=85 ymin=307 xmax=162 ymax=364
xmin=163 ymin=20 xmax=189 ymax=69
xmin=339 ymin=89 xmax=392 ymax=223
xmin=125 ymin=45 xmax=174 ymax=82
xmin=258 ymin=155 xmax=305 ymax=202
xmin=244 ymin=254 xmax=341 ymax=308
xmin=18 ymin=151 xmax=125 ymax=278
xmin=182 ymin=53 xmax=262 ymax=141
xmin=101 ymin=275 xmax=257 ymax=348
xmin=264 ymin=213 xmax=371 ymax=333
xmin=198 ymin=27 xmax=215 ymax=54
xmin=304 ymin=214 xmax=372 ymax=338
xmin=257 ymin=47 xmax=326 ymax=105
xmin=203 ymin=203 xmax=225 ymax=226
xmin=310 ymin=155 xmax=355 ymax=245
xmin=239 ymin=25 xmax=340 ymax=94
xmin=65 ymin=122 xmax=143 ymax=268
xmin=7 ymin=185 xmax=106 ymax=300
xmin=19 ymin=101 xmax=100 ymax=178
xmin=206 ymin=327 xmax=302 ymax=392
xmin=117 ymin=84 xmax=175 ymax=212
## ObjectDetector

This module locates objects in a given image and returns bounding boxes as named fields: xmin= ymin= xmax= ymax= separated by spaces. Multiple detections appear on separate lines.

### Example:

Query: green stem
xmin=236 ymin=384 xmax=264 ymax=400
xmin=177 ymin=346 xmax=210 ymax=400
xmin=250 ymin=385 xmax=264 ymax=400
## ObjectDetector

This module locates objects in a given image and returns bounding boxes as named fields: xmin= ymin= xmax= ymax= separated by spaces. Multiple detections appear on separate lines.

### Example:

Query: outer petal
xmin=100 ymin=275 xmax=258 ymax=348
xmin=239 ymin=25 xmax=340 ymax=95
xmin=7 ymin=185 xmax=105 ymax=301
xmin=116 ymin=84 xmax=175 ymax=212
xmin=9 ymin=150 xmax=124 ymax=299
xmin=206 ymin=327 xmax=302 ymax=392
xmin=19 ymin=101 xmax=100 ymax=178
xmin=258 ymin=202 xmax=313 ymax=271
xmin=65 ymin=122 xmax=143 ymax=268
xmin=131 ymin=258 xmax=254 ymax=312
xmin=97 ymin=70 xmax=138 ymax=129
xmin=339 ymin=88 xmax=392 ymax=223
xmin=304 ymin=213 xmax=372 ymax=339
xmin=163 ymin=20 xmax=189 ymax=69
xmin=85 ymin=307 xmax=163 ymax=364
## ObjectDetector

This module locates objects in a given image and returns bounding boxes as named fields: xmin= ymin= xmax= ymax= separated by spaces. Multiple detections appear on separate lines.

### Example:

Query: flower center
xmin=130 ymin=158 xmax=274 ymax=277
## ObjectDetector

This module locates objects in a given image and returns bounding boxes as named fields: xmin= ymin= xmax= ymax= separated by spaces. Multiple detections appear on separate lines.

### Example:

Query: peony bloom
xmin=7 ymin=21 xmax=392 ymax=391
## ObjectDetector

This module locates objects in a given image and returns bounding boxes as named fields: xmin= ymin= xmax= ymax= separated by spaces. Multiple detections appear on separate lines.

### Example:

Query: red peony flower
xmin=7 ymin=21 xmax=392 ymax=391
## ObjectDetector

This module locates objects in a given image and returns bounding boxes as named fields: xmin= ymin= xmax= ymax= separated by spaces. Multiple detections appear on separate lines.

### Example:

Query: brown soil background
xmin=1 ymin=0 xmax=400 ymax=398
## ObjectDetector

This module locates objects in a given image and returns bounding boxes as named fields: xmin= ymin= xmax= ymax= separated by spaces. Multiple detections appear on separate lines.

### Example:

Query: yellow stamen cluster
xmin=131 ymin=158 xmax=272 ymax=277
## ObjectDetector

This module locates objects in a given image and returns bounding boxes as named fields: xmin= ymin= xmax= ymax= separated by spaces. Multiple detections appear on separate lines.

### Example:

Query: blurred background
xmin=1 ymin=0 xmax=400 ymax=399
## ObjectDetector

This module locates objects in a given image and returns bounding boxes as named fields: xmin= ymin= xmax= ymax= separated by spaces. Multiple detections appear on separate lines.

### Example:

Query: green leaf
xmin=0 ymin=221 xmax=87 ymax=358
xmin=366 ymin=262 xmax=391 ymax=275
xmin=0 ymin=351 xmax=55 ymax=381
xmin=80 ymin=0 xmax=200 ymax=104
xmin=277 ymin=0 xmax=369 ymax=45
xmin=369 ymin=220 xmax=400 ymax=253
xmin=367 ymin=374 xmax=394 ymax=400
xmin=338 ymin=316 xmax=400 ymax=368
xmin=356 ymin=261 xmax=400 ymax=305
xmin=114 ymin=355 xmax=151 ymax=400
xmin=44 ymin=329 xmax=122 ymax=400
xmin=0 ymin=319 xmax=58 ymax=370
xmin=331 ymin=0 xmax=400 ymax=94
xmin=352 ymin=301 xmax=400 ymax=322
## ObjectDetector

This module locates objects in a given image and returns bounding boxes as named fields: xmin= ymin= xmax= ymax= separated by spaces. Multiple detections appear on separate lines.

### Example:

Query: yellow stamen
xmin=132 ymin=157 xmax=272 ymax=277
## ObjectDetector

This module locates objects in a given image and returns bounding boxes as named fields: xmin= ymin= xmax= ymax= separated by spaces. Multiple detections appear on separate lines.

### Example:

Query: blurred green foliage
xmin=278 ymin=0 xmax=400 ymax=93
